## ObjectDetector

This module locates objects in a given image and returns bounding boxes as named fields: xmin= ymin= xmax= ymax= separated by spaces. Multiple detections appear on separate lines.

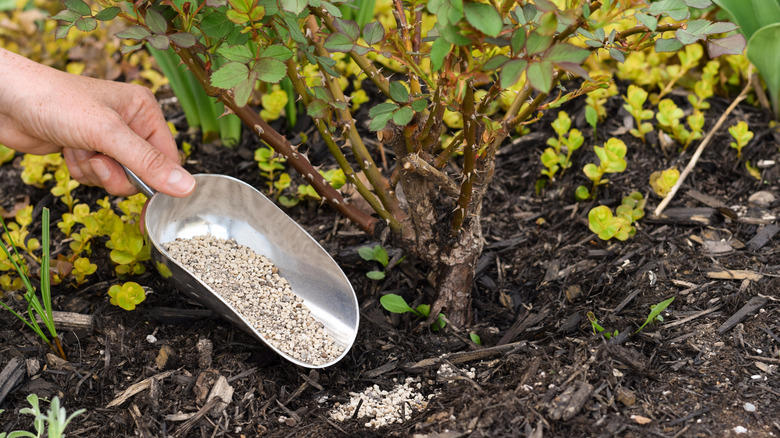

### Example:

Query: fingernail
xmin=167 ymin=168 xmax=195 ymax=195
xmin=90 ymin=159 xmax=111 ymax=183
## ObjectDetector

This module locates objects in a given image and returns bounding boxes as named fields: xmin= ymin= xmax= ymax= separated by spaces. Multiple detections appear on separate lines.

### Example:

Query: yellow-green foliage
xmin=655 ymin=99 xmax=700 ymax=149
xmin=108 ymin=281 xmax=146 ymax=310
xmin=260 ymin=86 xmax=289 ymax=121
xmin=649 ymin=167 xmax=680 ymax=197
xmin=622 ymin=85 xmax=654 ymax=142
xmin=541 ymin=111 xmax=584 ymax=181
xmin=728 ymin=121 xmax=753 ymax=159
xmin=0 ymin=144 xmax=14 ymax=164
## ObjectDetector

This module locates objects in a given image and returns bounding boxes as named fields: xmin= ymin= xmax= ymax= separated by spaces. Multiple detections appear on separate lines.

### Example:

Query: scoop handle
xmin=122 ymin=165 xmax=156 ymax=198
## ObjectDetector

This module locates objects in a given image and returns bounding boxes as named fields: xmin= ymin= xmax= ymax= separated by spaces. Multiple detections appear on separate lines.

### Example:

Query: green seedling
xmin=0 ymin=393 xmax=85 ymax=438
xmin=745 ymin=160 xmax=762 ymax=180
xmin=71 ymin=257 xmax=97 ymax=286
xmin=260 ymin=85 xmax=289 ymax=122
xmin=19 ymin=153 xmax=62 ymax=188
xmin=654 ymin=44 xmax=704 ymax=104
xmin=588 ymin=192 xmax=646 ymax=241
xmin=358 ymin=244 xmax=389 ymax=280
xmin=622 ymin=85 xmax=654 ymax=142
xmin=655 ymin=98 xmax=691 ymax=147
xmin=686 ymin=110 xmax=705 ymax=148
xmin=108 ymin=281 xmax=146 ymax=311
xmin=288 ymin=168 xmax=348 ymax=207
xmin=728 ymin=120 xmax=754 ymax=159
xmin=575 ymin=138 xmax=627 ymax=201
xmin=469 ymin=333 xmax=482 ymax=345
xmin=636 ymin=297 xmax=675 ymax=334
xmin=541 ymin=111 xmax=584 ymax=181
xmin=649 ymin=167 xmax=680 ymax=197
xmin=688 ymin=60 xmax=719 ymax=112
xmin=587 ymin=311 xmax=619 ymax=339
xmin=254 ymin=146 xmax=287 ymax=194
xmin=50 ymin=166 xmax=79 ymax=212
xmin=0 ymin=208 xmax=66 ymax=359
xmin=380 ymin=293 xmax=446 ymax=332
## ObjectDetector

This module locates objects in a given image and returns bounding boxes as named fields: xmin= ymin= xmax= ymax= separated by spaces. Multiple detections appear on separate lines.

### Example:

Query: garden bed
xmin=2 ymin=86 xmax=780 ymax=438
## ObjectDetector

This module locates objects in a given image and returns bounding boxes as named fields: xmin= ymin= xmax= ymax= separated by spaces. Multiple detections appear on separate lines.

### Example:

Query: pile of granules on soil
xmin=164 ymin=234 xmax=345 ymax=365
xmin=329 ymin=377 xmax=432 ymax=428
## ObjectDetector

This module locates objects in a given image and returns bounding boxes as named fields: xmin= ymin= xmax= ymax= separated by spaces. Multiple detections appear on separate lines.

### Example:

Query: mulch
xmin=1 ymin=86 xmax=780 ymax=437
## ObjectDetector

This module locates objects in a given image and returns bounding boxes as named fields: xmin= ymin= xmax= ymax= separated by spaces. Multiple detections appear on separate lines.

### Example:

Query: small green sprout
xmin=728 ymin=121 xmax=753 ymax=159
xmin=575 ymin=138 xmax=627 ymax=200
xmin=358 ymin=244 xmax=389 ymax=280
xmin=469 ymin=333 xmax=482 ymax=345
xmin=636 ymin=297 xmax=674 ymax=334
xmin=254 ymin=146 xmax=287 ymax=193
xmin=108 ymin=281 xmax=146 ymax=311
xmin=588 ymin=192 xmax=645 ymax=241
xmin=541 ymin=111 xmax=584 ymax=181
xmin=0 ymin=394 xmax=85 ymax=438
xmin=587 ymin=311 xmax=619 ymax=339
xmin=745 ymin=160 xmax=762 ymax=180
xmin=380 ymin=293 xmax=447 ymax=332
xmin=688 ymin=60 xmax=719 ymax=112
xmin=622 ymin=85 xmax=654 ymax=142
xmin=72 ymin=257 xmax=97 ymax=286
xmin=649 ymin=168 xmax=680 ymax=197
xmin=259 ymin=86 xmax=289 ymax=122
xmin=50 ymin=166 xmax=80 ymax=212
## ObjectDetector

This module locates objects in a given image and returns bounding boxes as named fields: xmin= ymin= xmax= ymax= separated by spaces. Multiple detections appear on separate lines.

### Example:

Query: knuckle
xmin=138 ymin=147 xmax=169 ymax=173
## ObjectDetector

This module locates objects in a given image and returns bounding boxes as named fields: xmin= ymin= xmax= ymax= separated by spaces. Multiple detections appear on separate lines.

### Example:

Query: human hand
xmin=0 ymin=48 xmax=195 ymax=197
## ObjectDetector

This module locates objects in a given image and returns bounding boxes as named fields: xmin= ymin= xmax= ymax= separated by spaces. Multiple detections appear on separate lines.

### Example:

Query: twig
xmin=654 ymin=71 xmax=753 ymax=217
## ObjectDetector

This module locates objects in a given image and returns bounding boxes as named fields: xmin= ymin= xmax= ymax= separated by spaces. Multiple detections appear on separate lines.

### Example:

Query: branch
xmin=653 ymin=72 xmax=753 ymax=217
xmin=451 ymin=83 xmax=476 ymax=234
xmin=173 ymin=47 xmax=379 ymax=234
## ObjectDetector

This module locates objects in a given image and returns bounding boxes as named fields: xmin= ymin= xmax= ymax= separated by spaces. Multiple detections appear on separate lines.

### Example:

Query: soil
xmin=2 ymin=84 xmax=780 ymax=438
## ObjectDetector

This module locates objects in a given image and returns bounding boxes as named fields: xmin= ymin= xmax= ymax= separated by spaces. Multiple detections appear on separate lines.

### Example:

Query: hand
xmin=0 ymin=48 xmax=195 ymax=197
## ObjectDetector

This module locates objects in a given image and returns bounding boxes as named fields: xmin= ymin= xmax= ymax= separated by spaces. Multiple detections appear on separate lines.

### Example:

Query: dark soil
xmin=2 ymin=87 xmax=780 ymax=438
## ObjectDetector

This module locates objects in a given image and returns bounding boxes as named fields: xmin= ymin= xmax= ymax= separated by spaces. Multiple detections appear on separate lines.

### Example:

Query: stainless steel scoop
xmin=125 ymin=169 xmax=359 ymax=368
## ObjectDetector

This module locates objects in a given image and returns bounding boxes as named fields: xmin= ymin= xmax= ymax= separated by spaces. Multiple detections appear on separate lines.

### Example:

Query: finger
xmin=88 ymin=154 xmax=140 ymax=197
xmin=63 ymin=148 xmax=100 ymax=187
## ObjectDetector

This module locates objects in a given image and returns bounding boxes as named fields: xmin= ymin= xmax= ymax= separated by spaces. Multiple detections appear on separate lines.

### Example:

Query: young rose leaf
xmin=234 ymin=72 xmax=257 ymax=107
xmin=527 ymin=60 xmax=553 ymax=93
xmin=703 ymin=21 xmax=738 ymax=35
xmin=115 ymin=26 xmax=151 ymax=40
xmin=526 ymin=32 xmax=552 ymax=55
xmin=307 ymin=98 xmax=331 ymax=118
xmin=430 ymin=37 xmax=452 ymax=71
xmin=648 ymin=0 xmax=689 ymax=21
xmin=675 ymin=29 xmax=704 ymax=45
xmin=324 ymin=32 xmax=355 ymax=52
xmin=389 ymin=81 xmax=409 ymax=103
xmin=261 ymin=45 xmax=293 ymax=62
xmin=655 ymin=38 xmax=684 ymax=52
xmin=536 ymin=11 xmax=558 ymax=36
xmin=120 ymin=42 xmax=143 ymax=55
xmin=281 ymin=0 xmax=308 ymax=14
xmin=635 ymin=13 xmax=657 ymax=31
xmin=211 ymin=61 xmax=250 ymax=89
xmin=94 ymin=6 xmax=120 ymax=21
xmin=440 ymin=22 xmax=471 ymax=45
xmin=708 ymin=33 xmax=746 ymax=57
xmin=228 ymin=0 xmax=252 ymax=14
xmin=544 ymin=43 xmax=589 ymax=64
xmin=146 ymin=34 xmax=170 ymax=50
xmin=74 ymin=17 xmax=97 ymax=32
xmin=483 ymin=54 xmax=509 ymax=71
xmin=393 ymin=106 xmax=414 ymax=126
xmin=608 ymin=47 xmax=626 ymax=63
xmin=145 ymin=8 xmax=168 ymax=35
xmin=362 ymin=21 xmax=385 ymax=45
xmin=499 ymin=59 xmax=527 ymax=88
xmin=683 ymin=0 xmax=711 ymax=8
xmin=321 ymin=1 xmax=341 ymax=17
xmin=510 ymin=28 xmax=527 ymax=54
xmin=169 ymin=32 xmax=197 ymax=48
xmin=411 ymin=99 xmax=428 ymax=112
xmin=463 ymin=2 xmax=502 ymax=37
xmin=65 ymin=0 xmax=91 ymax=16
xmin=334 ymin=17 xmax=360 ymax=41
xmin=219 ymin=44 xmax=254 ymax=63
xmin=226 ymin=9 xmax=249 ymax=24
xmin=252 ymin=58 xmax=286 ymax=83
xmin=52 ymin=9 xmax=81 ymax=22
xmin=200 ymin=11 xmax=234 ymax=39
xmin=369 ymin=102 xmax=398 ymax=118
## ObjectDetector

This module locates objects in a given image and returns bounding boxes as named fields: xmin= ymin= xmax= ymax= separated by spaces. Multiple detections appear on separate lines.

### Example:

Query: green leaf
xmin=367 ymin=271 xmax=386 ymax=280
xmin=369 ymin=111 xmax=394 ymax=131
xmin=363 ymin=21 xmax=385 ymax=45
xmin=145 ymin=9 xmax=168 ymax=35
xmin=233 ymin=73 xmax=256 ymax=107
xmin=211 ymin=61 xmax=250 ymax=89
xmin=307 ymin=98 xmax=330 ymax=118
xmin=430 ymin=37 xmax=452 ymax=71
xmin=708 ymin=33 xmax=746 ymax=57
xmin=526 ymin=32 xmax=552 ymax=55
xmin=415 ymin=304 xmax=431 ymax=318
xmin=281 ymin=0 xmax=308 ymax=14
xmin=324 ymin=32 xmax=355 ymax=52
xmin=94 ymin=7 xmax=120 ymax=21
xmin=146 ymin=34 xmax=170 ymax=50
xmin=411 ymin=99 xmax=428 ymax=112
xmin=588 ymin=206 xmax=620 ymax=240
xmin=483 ymin=54 xmax=509 ymax=71
xmin=655 ymin=38 xmax=684 ymax=52
xmin=746 ymin=23 xmax=780 ymax=116
xmin=200 ymin=11 xmax=234 ymax=39
xmin=574 ymin=185 xmax=590 ymax=201
xmin=52 ymin=9 xmax=81 ymax=22
xmin=75 ymin=17 xmax=97 ymax=32
xmin=510 ymin=28 xmax=527 ymax=54
xmin=380 ymin=294 xmax=415 ymax=314
xmin=115 ymin=26 xmax=151 ymax=40
xmin=469 ymin=333 xmax=482 ymax=344
xmin=608 ymin=47 xmax=625 ymax=63
xmin=334 ymin=18 xmax=360 ymax=41
xmin=536 ymin=11 xmax=558 ymax=36
xmin=253 ymin=58 xmax=286 ymax=83
xmin=635 ymin=13 xmax=657 ymax=31
xmin=393 ymin=106 xmax=414 ymax=126
xmin=463 ymin=2 xmax=502 ymax=37
xmin=648 ymin=0 xmax=689 ymax=21
xmin=228 ymin=0 xmax=252 ymax=14
xmin=65 ymin=0 xmax=91 ymax=16
xmin=440 ymin=22 xmax=471 ymax=45
xmin=526 ymin=60 xmax=553 ymax=93
xmin=499 ymin=59 xmax=527 ymax=88
xmin=372 ymin=245 xmax=389 ymax=266
xmin=636 ymin=297 xmax=675 ymax=333
xmin=544 ymin=43 xmax=589 ymax=64
xmin=261 ymin=45 xmax=294 ymax=61
xmin=389 ymin=81 xmax=409 ymax=103
xmin=583 ymin=163 xmax=601 ymax=180
xmin=684 ymin=0 xmax=711 ymax=8
xmin=712 ymin=0 xmax=780 ymax=41
xmin=169 ymin=32 xmax=197 ymax=48
xmin=370 ymin=102 xmax=399 ymax=118
xmin=219 ymin=45 xmax=254 ymax=63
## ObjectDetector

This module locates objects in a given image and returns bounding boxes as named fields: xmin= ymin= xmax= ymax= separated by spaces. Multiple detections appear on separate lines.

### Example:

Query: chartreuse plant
xmin=588 ymin=192 xmax=645 ymax=241
xmin=0 ymin=144 xmax=14 ymax=164
xmin=688 ymin=60 xmax=719 ymax=112
xmin=714 ymin=0 xmax=780 ymax=118
xmin=358 ymin=244 xmax=389 ymax=280
xmin=61 ymin=0 xmax=744 ymax=326
xmin=108 ymin=281 xmax=146 ymax=310
xmin=655 ymin=98 xmax=702 ymax=149
xmin=623 ymin=85 xmax=654 ymax=142
xmin=575 ymin=138 xmax=627 ymax=201
xmin=587 ymin=296 xmax=674 ymax=340
xmin=649 ymin=167 xmax=680 ymax=197
xmin=380 ymin=293 xmax=446 ymax=332
xmin=0 ymin=208 xmax=66 ymax=359
xmin=728 ymin=120 xmax=753 ymax=159
xmin=0 ymin=394 xmax=85 ymax=438
xmin=541 ymin=111 xmax=584 ymax=181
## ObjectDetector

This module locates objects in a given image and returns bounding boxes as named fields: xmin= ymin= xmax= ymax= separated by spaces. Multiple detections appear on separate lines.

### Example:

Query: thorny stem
xmin=393 ymin=0 xmax=421 ymax=95
xmin=616 ymin=23 xmax=682 ymax=41
xmin=451 ymin=84 xmax=476 ymax=234
xmin=420 ymin=80 xmax=446 ymax=153
xmin=173 ymin=46 xmax=379 ymax=234
xmin=283 ymin=60 xmax=395 ymax=227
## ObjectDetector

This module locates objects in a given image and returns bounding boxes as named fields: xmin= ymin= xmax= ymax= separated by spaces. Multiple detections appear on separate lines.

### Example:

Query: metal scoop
xmin=125 ymin=168 xmax=359 ymax=368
